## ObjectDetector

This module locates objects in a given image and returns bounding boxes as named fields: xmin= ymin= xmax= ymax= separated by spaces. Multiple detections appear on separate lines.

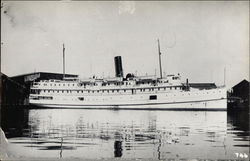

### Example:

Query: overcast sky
xmin=1 ymin=1 xmax=249 ymax=88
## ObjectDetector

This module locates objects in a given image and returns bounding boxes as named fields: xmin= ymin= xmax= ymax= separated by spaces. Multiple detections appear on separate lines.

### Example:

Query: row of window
xmin=35 ymin=86 xmax=181 ymax=94
xmin=30 ymin=96 xmax=53 ymax=100
xmin=42 ymin=83 xmax=76 ymax=87
xmin=37 ymin=80 xmax=172 ymax=87
xmin=77 ymin=95 xmax=158 ymax=101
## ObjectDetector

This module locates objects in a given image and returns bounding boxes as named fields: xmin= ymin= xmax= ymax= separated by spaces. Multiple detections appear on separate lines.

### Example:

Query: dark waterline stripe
xmin=29 ymin=98 xmax=227 ymax=111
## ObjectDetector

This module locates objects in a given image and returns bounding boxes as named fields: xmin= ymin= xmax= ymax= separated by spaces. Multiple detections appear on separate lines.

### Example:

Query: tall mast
xmin=63 ymin=43 xmax=65 ymax=79
xmin=157 ymin=39 xmax=163 ymax=79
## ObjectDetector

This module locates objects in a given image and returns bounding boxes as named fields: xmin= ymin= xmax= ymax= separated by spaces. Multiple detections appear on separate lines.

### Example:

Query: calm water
xmin=1 ymin=107 xmax=249 ymax=160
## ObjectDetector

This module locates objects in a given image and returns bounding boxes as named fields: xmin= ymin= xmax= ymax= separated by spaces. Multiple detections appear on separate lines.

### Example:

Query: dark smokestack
xmin=186 ymin=78 xmax=189 ymax=91
xmin=114 ymin=56 xmax=123 ymax=78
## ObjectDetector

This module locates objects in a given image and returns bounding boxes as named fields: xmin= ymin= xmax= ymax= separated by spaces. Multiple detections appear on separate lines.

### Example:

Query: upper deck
xmin=30 ymin=74 xmax=183 ymax=91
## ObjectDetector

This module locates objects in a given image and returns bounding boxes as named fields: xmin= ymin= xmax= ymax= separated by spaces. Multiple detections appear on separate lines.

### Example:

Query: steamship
xmin=29 ymin=41 xmax=227 ymax=110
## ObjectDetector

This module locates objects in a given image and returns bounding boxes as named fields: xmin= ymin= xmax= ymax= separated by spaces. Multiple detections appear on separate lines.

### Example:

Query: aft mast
xmin=63 ymin=43 xmax=65 ymax=79
xmin=157 ymin=39 xmax=163 ymax=79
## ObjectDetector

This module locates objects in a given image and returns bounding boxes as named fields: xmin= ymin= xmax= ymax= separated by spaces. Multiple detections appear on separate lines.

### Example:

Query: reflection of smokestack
xmin=114 ymin=56 xmax=123 ymax=78
xmin=114 ymin=140 xmax=123 ymax=157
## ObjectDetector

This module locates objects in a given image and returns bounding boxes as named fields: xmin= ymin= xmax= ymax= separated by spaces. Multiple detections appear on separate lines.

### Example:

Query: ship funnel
xmin=114 ymin=56 xmax=124 ymax=78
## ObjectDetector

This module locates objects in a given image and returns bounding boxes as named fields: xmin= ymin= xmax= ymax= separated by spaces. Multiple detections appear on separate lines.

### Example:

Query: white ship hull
xmin=29 ymin=88 xmax=227 ymax=110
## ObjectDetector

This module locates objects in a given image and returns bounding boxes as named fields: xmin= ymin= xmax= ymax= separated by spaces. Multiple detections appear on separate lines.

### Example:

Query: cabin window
xmin=164 ymin=87 xmax=166 ymax=90
xmin=78 ymin=97 xmax=84 ymax=101
xmin=92 ymin=91 xmax=94 ymax=93
xmin=149 ymin=95 xmax=157 ymax=100
xmin=112 ymin=90 xmax=114 ymax=93
xmin=124 ymin=90 xmax=126 ymax=92
xmin=59 ymin=84 xmax=60 ymax=86
xmin=170 ymin=87 xmax=172 ymax=90
xmin=62 ymin=91 xmax=64 ymax=93
xmin=158 ymin=88 xmax=160 ymax=90
xmin=117 ymin=90 xmax=119 ymax=92
xmin=77 ymin=91 xmax=79 ymax=93
xmin=175 ymin=87 xmax=177 ymax=90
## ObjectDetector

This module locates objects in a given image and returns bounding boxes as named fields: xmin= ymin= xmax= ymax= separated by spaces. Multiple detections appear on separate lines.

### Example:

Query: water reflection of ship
xmin=4 ymin=109 xmax=249 ymax=159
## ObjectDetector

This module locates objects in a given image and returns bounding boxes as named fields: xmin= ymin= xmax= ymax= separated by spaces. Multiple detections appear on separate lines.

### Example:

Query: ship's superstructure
xmin=29 ymin=41 xmax=227 ymax=110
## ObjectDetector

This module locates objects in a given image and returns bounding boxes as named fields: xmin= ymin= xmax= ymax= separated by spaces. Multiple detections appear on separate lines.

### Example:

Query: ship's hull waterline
xmin=30 ymin=98 xmax=227 ymax=110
